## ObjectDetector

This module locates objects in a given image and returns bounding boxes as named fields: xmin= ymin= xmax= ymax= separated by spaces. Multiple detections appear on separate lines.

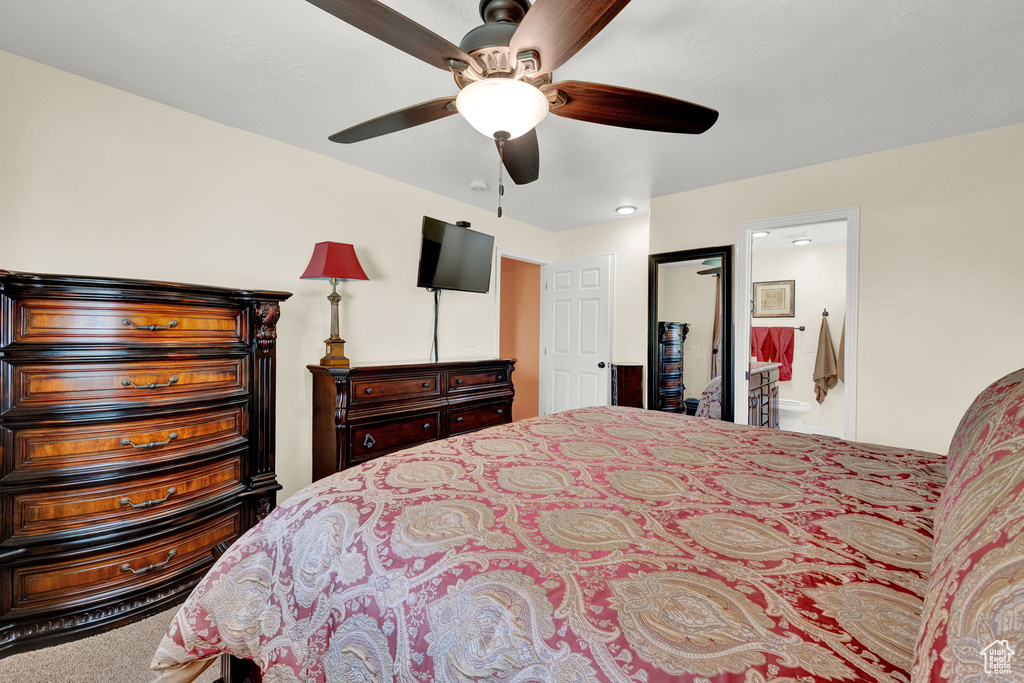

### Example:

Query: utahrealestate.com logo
xmin=981 ymin=640 xmax=1015 ymax=675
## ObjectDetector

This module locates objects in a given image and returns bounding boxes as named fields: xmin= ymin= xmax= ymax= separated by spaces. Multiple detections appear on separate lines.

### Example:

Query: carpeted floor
xmin=0 ymin=607 xmax=220 ymax=683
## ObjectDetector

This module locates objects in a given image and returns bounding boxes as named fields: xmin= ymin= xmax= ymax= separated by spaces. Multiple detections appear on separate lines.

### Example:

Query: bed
xmin=151 ymin=367 xmax=1024 ymax=683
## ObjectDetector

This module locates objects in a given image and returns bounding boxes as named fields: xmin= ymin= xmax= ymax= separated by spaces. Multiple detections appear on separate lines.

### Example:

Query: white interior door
xmin=541 ymin=254 xmax=614 ymax=414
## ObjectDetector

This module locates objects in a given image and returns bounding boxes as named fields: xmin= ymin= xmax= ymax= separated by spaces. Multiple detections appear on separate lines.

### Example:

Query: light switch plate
xmin=802 ymin=343 xmax=814 ymax=353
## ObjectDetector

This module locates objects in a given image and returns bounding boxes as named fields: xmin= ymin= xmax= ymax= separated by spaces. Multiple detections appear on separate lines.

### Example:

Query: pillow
xmin=946 ymin=368 xmax=1024 ymax=474
xmin=695 ymin=376 xmax=722 ymax=420
xmin=913 ymin=367 xmax=1024 ymax=682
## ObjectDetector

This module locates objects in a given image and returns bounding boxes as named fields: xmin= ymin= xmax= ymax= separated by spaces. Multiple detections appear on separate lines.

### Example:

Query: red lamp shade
xmin=300 ymin=242 xmax=369 ymax=281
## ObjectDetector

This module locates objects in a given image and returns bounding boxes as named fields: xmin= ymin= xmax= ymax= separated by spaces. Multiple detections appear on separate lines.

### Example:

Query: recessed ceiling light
xmin=752 ymin=231 xmax=769 ymax=238
xmin=615 ymin=205 xmax=637 ymax=215
xmin=792 ymin=238 xmax=812 ymax=246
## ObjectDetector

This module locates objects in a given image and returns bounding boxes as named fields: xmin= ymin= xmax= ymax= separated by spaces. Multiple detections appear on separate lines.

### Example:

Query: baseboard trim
xmin=800 ymin=425 xmax=844 ymax=438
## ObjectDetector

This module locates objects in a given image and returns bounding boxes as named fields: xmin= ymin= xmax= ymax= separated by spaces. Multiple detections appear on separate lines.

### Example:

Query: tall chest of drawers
xmin=655 ymin=321 xmax=689 ymax=412
xmin=0 ymin=270 xmax=290 ymax=655
xmin=309 ymin=359 xmax=515 ymax=481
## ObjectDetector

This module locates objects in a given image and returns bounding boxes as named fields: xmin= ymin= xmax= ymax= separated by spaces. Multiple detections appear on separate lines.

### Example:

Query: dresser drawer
xmin=350 ymin=374 xmax=440 ymax=404
xmin=5 ymin=457 xmax=243 ymax=542
xmin=659 ymin=345 xmax=682 ymax=362
xmin=12 ymin=298 xmax=244 ymax=346
xmin=659 ymin=396 xmax=684 ymax=411
xmin=448 ymin=368 xmax=510 ymax=392
xmin=448 ymin=401 xmax=509 ymax=436
xmin=659 ymin=326 xmax=684 ymax=343
xmin=4 ymin=407 xmax=246 ymax=479
xmin=659 ymin=374 xmax=682 ymax=390
xmin=3 ymin=507 xmax=241 ymax=618
xmin=349 ymin=411 xmax=441 ymax=465
xmin=4 ymin=358 xmax=247 ymax=415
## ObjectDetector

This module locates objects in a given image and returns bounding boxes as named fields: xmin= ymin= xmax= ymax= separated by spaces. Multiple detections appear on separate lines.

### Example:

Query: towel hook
xmin=822 ymin=308 xmax=829 ymax=317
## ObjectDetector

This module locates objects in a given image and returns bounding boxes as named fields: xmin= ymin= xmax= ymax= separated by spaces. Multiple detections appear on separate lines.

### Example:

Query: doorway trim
xmin=493 ymin=248 xmax=552 ymax=412
xmin=735 ymin=207 xmax=860 ymax=438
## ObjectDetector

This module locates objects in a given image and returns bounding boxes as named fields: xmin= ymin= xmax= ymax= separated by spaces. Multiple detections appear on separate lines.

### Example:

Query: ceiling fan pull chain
xmin=494 ymin=131 xmax=509 ymax=218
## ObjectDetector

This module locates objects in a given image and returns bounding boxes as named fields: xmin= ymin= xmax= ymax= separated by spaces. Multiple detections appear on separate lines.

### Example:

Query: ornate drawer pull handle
xmin=422 ymin=382 xmax=430 ymax=388
xmin=455 ymin=379 xmax=463 ymax=385
xmin=120 ymin=549 xmax=177 ymax=575
xmin=119 ymin=487 xmax=177 ymax=509
xmin=121 ymin=376 xmax=179 ymax=390
xmin=455 ymin=417 xmax=464 ymax=423
xmin=122 ymin=318 xmax=179 ymax=331
xmin=363 ymin=434 xmax=376 ymax=448
xmin=121 ymin=432 xmax=178 ymax=449
xmin=496 ymin=409 xmax=504 ymax=415
xmin=364 ymin=388 xmax=373 ymax=394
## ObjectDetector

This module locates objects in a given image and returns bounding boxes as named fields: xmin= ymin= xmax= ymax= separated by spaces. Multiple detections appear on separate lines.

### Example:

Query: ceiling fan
xmin=306 ymin=0 xmax=719 ymax=188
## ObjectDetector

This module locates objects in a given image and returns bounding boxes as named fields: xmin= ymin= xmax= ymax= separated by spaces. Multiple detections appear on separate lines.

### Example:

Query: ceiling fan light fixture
xmin=455 ymin=78 xmax=549 ymax=140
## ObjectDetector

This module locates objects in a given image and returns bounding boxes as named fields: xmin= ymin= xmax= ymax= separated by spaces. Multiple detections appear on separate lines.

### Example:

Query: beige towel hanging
xmin=837 ymin=316 xmax=845 ymax=383
xmin=813 ymin=316 xmax=838 ymax=403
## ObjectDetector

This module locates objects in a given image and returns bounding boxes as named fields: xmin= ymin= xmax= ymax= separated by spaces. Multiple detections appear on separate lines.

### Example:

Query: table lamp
xmin=300 ymin=242 xmax=368 ymax=367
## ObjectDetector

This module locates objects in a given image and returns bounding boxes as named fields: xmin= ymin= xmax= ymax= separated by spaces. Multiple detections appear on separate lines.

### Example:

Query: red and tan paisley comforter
xmin=152 ymin=407 xmax=945 ymax=682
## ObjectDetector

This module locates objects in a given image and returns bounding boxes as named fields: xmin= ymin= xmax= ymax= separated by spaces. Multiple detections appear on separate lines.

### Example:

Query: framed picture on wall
xmin=753 ymin=280 xmax=795 ymax=317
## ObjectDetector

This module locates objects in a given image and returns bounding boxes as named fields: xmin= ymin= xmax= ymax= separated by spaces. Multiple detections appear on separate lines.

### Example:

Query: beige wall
xmin=751 ymin=243 xmax=846 ymax=432
xmin=657 ymin=263 xmax=719 ymax=400
xmin=0 ymin=51 xmax=564 ymax=500
xmin=499 ymin=258 xmax=541 ymax=421
xmin=652 ymin=122 xmax=1024 ymax=453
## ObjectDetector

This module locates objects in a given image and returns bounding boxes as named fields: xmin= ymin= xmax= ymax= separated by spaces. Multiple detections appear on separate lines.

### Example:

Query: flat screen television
xmin=416 ymin=216 xmax=494 ymax=293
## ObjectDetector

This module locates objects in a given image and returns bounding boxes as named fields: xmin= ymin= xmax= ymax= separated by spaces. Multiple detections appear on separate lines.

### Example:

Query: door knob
xmin=598 ymin=362 xmax=606 ymax=368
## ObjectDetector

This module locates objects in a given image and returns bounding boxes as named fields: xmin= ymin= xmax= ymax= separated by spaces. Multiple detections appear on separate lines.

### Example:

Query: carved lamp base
xmin=321 ymin=337 xmax=350 ymax=368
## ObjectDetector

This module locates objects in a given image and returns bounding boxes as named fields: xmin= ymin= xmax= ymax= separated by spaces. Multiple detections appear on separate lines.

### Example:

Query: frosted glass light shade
xmin=455 ymin=78 xmax=549 ymax=139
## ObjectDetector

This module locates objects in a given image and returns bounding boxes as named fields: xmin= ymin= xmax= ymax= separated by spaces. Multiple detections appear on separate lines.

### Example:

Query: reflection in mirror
xmin=648 ymin=247 xmax=733 ymax=422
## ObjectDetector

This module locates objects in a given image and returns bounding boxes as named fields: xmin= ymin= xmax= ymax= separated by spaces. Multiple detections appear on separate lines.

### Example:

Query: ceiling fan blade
xmin=329 ymin=96 xmax=457 ymax=143
xmin=495 ymin=128 xmax=540 ymax=185
xmin=510 ymin=0 xmax=633 ymax=73
xmin=305 ymin=0 xmax=474 ymax=72
xmin=542 ymin=81 xmax=719 ymax=134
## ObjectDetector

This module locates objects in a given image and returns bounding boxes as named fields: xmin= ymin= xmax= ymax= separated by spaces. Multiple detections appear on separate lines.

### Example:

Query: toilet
xmin=778 ymin=398 xmax=812 ymax=432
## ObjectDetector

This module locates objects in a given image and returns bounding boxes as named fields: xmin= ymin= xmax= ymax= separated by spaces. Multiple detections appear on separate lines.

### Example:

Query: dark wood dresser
xmin=655 ymin=322 xmax=689 ymax=412
xmin=749 ymin=362 xmax=780 ymax=429
xmin=0 ymin=270 xmax=289 ymax=655
xmin=309 ymin=359 xmax=515 ymax=481
xmin=610 ymin=364 xmax=643 ymax=409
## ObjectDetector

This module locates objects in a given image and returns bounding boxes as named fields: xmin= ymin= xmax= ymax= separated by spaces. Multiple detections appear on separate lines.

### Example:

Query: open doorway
xmin=736 ymin=208 xmax=860 ymax=438
xmin=495 ymin=250 xmax=548 ymax=421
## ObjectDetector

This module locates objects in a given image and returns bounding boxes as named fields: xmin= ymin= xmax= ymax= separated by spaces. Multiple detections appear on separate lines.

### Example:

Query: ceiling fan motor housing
xmin=460 ymin=0 xmax=530 ymax=52
xmin=459 ymin=22 xmax=518 ymax=54
xmin=457 ymin=0 xmax=550 ymax=88
xmin=460 ymin=0 xmax=532 ymax=65
xmin=479 ymin=0 xmax=531 ymax=24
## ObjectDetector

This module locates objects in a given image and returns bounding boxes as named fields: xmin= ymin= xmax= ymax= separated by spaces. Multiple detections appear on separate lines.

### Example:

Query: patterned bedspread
xmin=152 ymin=407 xmax=946 ymax=683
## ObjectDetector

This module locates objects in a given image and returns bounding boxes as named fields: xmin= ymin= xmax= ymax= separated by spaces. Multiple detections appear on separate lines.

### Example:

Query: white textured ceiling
xmin=752 ymin=220 xmax=847 ymax=251
xmin=2 ymin=0 xmax=1022 ymax=231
